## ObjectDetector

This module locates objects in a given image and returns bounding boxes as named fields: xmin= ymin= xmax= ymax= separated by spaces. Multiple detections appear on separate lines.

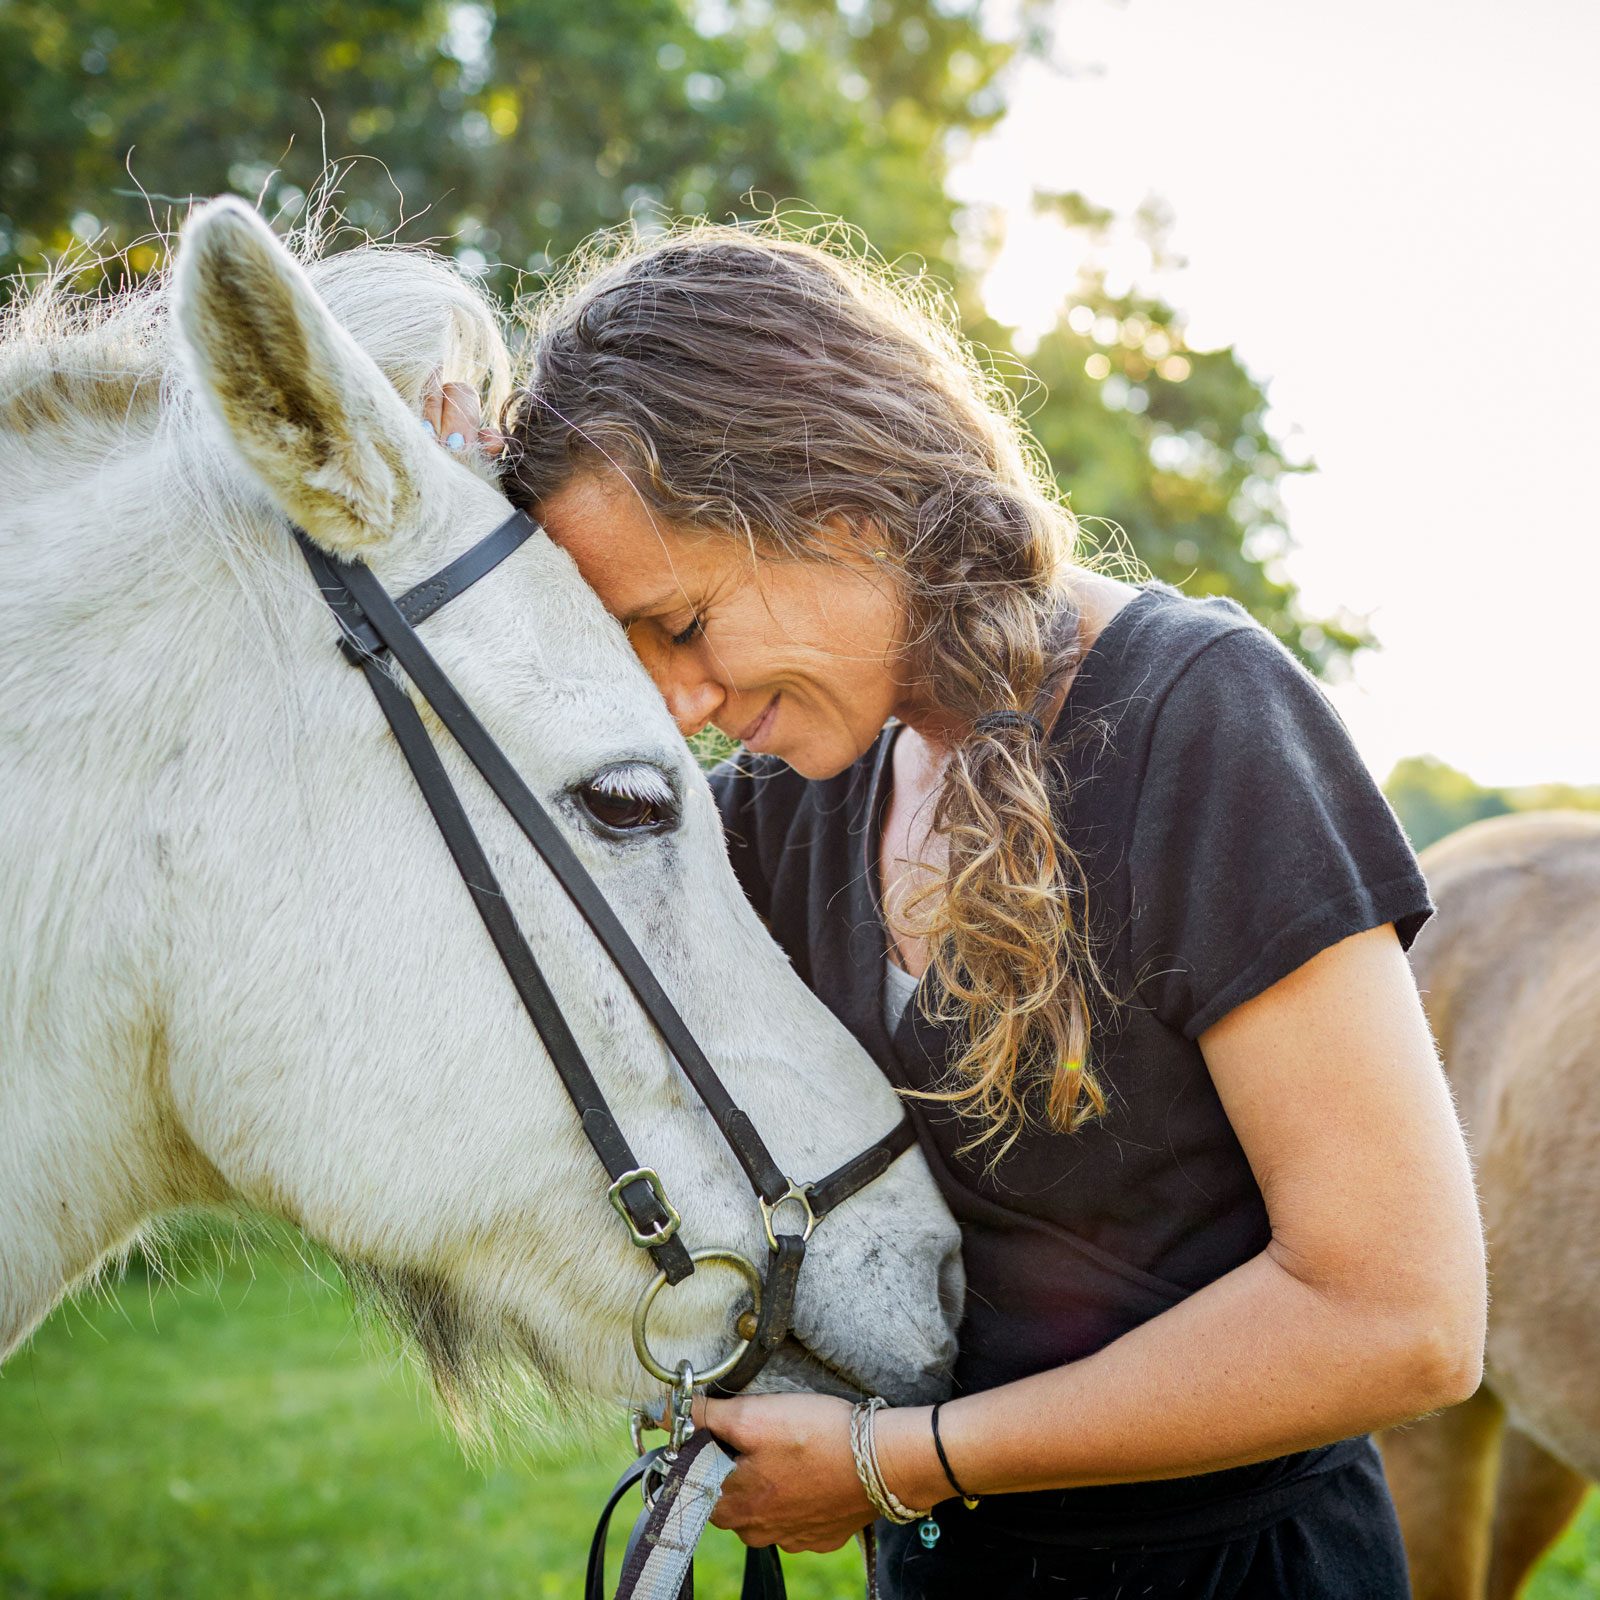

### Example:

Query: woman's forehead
xmin=537 ymin=468 xmax=736 ymax=619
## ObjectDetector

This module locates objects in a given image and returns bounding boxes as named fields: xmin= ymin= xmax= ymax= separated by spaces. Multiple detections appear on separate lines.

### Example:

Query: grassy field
xmin=2 ymin=1232 xmax=1597 ymax=1599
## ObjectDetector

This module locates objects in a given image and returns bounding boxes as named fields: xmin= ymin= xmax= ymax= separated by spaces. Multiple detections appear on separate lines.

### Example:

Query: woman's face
xmin=537 ymin=467 xmax=913 ymax=780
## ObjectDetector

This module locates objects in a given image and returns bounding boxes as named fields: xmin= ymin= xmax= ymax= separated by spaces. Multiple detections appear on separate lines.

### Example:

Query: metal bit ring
xmin=631 ymin=1247 xmax=763 ymax=1385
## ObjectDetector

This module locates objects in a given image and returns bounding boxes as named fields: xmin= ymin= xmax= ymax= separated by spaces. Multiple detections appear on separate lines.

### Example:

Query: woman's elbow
xmin=1406 ymin=1309 xmax=1486 ymax=1413
xmin=1386 ymin=1259 xmax=1488 ymax=1417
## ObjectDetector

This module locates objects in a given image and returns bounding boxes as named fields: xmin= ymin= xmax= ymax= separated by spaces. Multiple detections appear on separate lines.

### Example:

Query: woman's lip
xmin=740 ymin=693 xmax=780 ymax=747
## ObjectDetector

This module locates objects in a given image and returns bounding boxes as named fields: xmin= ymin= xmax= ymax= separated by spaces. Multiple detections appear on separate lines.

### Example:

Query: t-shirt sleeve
xmin=1127 ymin=624 xmax=1434 ymax=1040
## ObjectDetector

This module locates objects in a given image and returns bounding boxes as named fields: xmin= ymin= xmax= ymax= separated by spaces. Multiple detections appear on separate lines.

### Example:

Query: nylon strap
xmin=587 ymin=1435 xmax=786 ymax=1600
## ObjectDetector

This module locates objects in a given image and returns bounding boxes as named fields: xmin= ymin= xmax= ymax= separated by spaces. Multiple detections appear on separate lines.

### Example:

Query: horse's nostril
xmin=938 ymin=1241 xmax=966 ymax=1332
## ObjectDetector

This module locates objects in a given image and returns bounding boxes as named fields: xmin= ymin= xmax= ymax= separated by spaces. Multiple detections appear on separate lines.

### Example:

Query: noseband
xmin=291 ymin=510 xmax=916 ymax=1399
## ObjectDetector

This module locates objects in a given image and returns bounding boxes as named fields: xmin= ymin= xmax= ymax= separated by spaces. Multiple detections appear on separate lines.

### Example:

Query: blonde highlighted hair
xmin=503 ymin=216 xmax=1124 ymax=1155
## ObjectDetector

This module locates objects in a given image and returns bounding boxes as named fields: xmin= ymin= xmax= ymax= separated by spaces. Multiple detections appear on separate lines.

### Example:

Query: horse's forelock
xmin=0 ymin=222 xmax=512 ymax=460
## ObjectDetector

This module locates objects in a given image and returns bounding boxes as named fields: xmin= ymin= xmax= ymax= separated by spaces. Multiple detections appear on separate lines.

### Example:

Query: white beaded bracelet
xmin=849 ymin=1397 xmax=931 ymax=1526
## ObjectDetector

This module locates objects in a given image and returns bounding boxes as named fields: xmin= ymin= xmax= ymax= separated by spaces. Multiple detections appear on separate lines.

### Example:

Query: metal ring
xmin=631 ymin=1248 xmax=763 ymax=1385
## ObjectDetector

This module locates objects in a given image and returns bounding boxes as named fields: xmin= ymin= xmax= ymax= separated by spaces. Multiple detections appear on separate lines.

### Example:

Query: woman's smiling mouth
xmin=739 ymin=693 xmax=781 ymax=750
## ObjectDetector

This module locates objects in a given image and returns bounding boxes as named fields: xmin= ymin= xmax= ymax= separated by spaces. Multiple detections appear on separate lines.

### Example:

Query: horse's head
xmin=0 ymin=196 xmax=960 ymax=1425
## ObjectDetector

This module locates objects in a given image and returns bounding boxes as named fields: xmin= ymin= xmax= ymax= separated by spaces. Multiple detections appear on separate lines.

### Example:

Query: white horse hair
xmin=0 ymin=197 xmax=961 ymax=1434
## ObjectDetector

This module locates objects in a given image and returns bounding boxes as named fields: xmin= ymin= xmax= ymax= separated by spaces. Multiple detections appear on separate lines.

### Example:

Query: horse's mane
xmin=0 ymin=207 xmax=512 ymax=464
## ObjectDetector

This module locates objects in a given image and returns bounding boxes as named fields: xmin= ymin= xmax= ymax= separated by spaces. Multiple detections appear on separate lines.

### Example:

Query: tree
xmin=965 ymin=192 xmax=1367 ymax=673
xmin=1384 ymin=754 xmax=1600 ymax=852
xmin=0 ymin=0 xmax=1012 ymax=291
xmin=2 ymin=0 xmax=1357 ymax=675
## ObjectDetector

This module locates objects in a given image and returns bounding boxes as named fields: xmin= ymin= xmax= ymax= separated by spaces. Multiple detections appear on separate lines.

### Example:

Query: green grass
xmin=0 ymin=1228 xmax=862 ymax=1599
xmin=2 ymin=1231 xmax=1596 ymax=1599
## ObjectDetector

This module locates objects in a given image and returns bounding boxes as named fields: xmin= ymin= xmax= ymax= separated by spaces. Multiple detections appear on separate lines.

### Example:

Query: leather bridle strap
xmin=290 ymin=513 xmax=919 ymax=1373
xmin=328 ymin=509 xmax=540 ymax=664
xmin=809 ymin=1118 xmax=918 ymax=1218
xmin=296 ymin=519 xmax=795 ymax=1209
xmin=296 ymin=524 xmax=690 ymax=1282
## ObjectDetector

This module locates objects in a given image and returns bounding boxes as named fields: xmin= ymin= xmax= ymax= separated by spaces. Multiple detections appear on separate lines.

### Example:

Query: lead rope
xmin=595 ymin=1370 xmax=883 ymax=1600
xmin=596 ymin=1445 xmax=878 ymax=1600
xmin=595 ymin=1365 xmax=787 ymax=1600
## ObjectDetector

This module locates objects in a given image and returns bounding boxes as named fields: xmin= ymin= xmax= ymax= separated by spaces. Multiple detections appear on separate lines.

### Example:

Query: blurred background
xmin=2 ymin=0 xmax=1596 ymax=1595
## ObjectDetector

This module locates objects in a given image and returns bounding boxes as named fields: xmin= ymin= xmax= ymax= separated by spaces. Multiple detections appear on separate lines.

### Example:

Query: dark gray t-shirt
xmin=710 ymin=578 xmax=1433 ymax=1541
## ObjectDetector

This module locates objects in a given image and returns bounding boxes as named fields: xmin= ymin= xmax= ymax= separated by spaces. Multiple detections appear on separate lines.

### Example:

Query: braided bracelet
xmin=849 ymin=1397 xmax=931 ymax=1526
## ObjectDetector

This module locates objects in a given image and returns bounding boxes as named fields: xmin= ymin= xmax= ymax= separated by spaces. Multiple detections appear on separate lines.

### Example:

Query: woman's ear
xmin=174 ymin=195 xmax=430 ymax=560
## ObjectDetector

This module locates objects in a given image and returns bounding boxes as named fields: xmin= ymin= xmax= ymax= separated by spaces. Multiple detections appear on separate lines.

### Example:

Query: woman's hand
xmin=697 ymin=1392 xmax=876 ymax=1552
xmin=420 ymin=372 xmax=505 ymax=458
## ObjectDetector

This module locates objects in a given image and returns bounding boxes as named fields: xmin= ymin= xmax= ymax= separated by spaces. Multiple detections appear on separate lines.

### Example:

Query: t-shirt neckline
xmin=864 ymin=579 xmax=1167 ymax=1015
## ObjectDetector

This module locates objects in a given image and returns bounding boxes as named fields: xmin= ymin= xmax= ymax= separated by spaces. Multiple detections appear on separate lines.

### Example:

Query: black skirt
xmin=875 ymin=1440 xmax=1411 ymax=1599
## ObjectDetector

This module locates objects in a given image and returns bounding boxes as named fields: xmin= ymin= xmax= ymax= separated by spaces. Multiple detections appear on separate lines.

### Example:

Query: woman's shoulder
xmin=1060 ymin=576 xmax=1340 ymax=768
xmin=1089 ymin=578 xmax=1266 ymax=701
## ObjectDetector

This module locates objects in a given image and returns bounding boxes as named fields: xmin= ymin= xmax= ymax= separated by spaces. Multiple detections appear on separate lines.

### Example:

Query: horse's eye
xmin=575 ymin=764 xmax=679 ymax=836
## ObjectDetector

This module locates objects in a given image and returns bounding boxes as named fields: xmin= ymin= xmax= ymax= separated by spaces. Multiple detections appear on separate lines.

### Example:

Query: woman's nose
xmin=631 ymin=631 xmax=725 ymax=735
xmin=661 ymin=674 xmax=725 ymax=737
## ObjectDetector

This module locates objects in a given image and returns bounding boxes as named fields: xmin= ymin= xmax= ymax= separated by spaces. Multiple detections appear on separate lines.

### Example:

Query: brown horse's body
xmin=1379 ymin=811 xmax=1600 ymax=1598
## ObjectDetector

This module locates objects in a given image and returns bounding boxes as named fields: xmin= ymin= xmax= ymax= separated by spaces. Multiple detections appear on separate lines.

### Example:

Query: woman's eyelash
xmin=669 ymin=615 xmax=704 ymax=646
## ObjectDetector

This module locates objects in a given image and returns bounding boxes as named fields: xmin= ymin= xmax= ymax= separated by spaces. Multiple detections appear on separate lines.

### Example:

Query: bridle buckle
xmin=608 ymin=1167 xmax=682 ymax=1249
xmin=759 ymin=1181 xmax=818 ymax=1251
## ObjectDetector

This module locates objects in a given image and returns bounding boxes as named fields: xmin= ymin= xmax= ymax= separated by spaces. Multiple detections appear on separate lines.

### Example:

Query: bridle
xmin=290 ymin=507 xmax=917 ymax=1401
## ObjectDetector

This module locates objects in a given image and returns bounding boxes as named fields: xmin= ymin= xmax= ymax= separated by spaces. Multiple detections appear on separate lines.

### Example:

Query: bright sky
xmin=950 ymin=0 xmax=1600 ymax=787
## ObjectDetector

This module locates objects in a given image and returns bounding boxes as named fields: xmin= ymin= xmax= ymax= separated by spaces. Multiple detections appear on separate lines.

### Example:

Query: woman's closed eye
xmin=669 ymin=614 xmax=704 ymax=647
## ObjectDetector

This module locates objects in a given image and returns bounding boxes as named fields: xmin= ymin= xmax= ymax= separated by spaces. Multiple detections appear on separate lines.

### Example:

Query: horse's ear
xmin=174 ymin=195 xmax=427 ymax=560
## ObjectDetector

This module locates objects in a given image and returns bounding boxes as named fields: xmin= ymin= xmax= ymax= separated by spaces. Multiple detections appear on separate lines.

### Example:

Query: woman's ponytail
xmin=894 ymin=478 xmax=1115 ymax=1156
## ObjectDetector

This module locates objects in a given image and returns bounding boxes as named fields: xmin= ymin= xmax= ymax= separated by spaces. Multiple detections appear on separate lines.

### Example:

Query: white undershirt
xmin=882 ymin=951 xmax=921 ymax=1037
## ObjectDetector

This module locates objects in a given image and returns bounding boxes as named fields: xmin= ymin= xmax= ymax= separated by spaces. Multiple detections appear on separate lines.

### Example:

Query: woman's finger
xmin=695 ymin=1394 xmax=752 ymax=1446
xmin=439 ymin=382 xmax=482 ymax=452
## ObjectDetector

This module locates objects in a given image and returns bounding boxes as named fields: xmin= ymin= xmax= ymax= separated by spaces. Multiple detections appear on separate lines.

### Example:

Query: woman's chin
xmin=765 ymin=725 xmax=875 ymax=781
xmin=775 ymin=744 xmax=850 ymax=781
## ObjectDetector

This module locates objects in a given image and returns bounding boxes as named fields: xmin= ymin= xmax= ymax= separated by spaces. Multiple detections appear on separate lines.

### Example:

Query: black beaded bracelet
xmin=930 ymin=1402 xmax=980 ymax=1509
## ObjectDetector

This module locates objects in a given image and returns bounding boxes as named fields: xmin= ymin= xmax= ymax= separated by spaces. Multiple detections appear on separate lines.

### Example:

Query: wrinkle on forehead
xmin=539 ymin=466 xmax=756 ymax=621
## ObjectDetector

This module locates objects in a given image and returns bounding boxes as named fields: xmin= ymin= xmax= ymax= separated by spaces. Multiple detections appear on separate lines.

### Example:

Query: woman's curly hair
xmin=502 ymin=216 xmax=1126 ymax=1156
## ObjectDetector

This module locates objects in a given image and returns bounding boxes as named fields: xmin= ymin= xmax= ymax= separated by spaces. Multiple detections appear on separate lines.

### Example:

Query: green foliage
xmin=690 ymin=725 xmax=739 ymax=772
xmin=1384 ymin=753 xmax=1600 ymax=852
xmin=0 ymin=0 xmax=1015 ymax=292
xmin=1 ymin=0 xmax=1357 ymax=675
xmin=971 ymin=194 xmax=1366 ymax=673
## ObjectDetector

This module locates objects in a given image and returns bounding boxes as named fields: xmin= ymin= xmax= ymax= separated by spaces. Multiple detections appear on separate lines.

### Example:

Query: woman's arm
xmin=703 ymin=922 xmax=1486 ymax=1549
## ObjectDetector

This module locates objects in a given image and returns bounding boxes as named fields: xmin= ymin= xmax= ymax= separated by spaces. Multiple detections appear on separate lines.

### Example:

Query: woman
xmin=428 ymin=224 xmax=1485 ymax=1596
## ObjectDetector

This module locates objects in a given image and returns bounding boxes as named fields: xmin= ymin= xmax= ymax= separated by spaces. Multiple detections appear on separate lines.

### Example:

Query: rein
xmin=290 ymin=509 xmax=915 ymax=1593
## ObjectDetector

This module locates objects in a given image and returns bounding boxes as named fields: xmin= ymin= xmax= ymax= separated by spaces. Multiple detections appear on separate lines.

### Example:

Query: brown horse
xmin=1378 ymin=810 xmax=1600 ymax=1598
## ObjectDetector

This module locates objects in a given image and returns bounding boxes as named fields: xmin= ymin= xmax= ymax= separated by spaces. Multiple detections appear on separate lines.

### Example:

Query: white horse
xmin=0 ymin=197 xmax=961 ymax=1429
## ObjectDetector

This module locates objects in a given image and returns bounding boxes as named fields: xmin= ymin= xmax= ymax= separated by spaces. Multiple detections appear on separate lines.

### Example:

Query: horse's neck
xmin=0 ymin=1039 xmax=230 ymax=1358
xmin=0 ymin=455 xmax=244 ymax=1359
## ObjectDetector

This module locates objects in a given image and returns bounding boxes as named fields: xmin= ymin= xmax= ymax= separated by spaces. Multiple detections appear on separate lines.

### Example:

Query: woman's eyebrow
xmin=620 ymin=587 xmax=690 ymax=625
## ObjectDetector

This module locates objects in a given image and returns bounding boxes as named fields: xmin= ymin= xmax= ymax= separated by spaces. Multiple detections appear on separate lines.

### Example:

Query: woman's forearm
xmin=875 ymin=1242 xmax=1483 ymax=1506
